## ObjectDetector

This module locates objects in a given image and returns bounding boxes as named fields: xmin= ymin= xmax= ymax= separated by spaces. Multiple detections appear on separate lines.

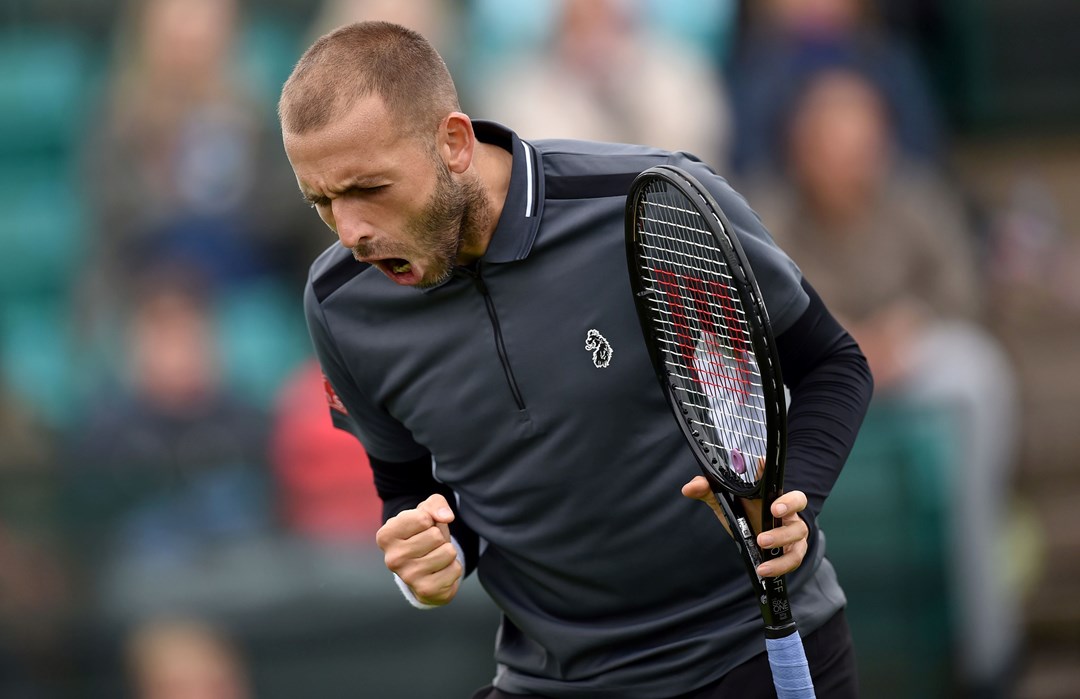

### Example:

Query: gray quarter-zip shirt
xmin=304 ymin=122 xmax=846 ymax=698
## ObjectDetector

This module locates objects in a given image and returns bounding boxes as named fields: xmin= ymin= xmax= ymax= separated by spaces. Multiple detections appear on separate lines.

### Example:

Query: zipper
xmin=458 ymin=263 xmax=526 ymax=410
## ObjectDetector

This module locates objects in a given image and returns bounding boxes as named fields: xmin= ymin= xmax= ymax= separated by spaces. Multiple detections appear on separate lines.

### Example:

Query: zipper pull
xmin=457 ymin=263 xmax=489 ymax=295
xmin=474 ymin=272 xmax=489 ymax=295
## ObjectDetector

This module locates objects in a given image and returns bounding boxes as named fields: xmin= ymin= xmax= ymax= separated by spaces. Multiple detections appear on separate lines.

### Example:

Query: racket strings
xmin=635 ymin=184 xmax=769 ymax=487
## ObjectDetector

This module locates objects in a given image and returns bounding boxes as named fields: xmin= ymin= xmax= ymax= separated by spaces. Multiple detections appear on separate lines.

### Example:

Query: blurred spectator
xmin=0 ymin=380 xmax=72 ymax=690
xmin=127 ymin=617 xmax=252 ymax=699
xmin=475 ymin=0 xmax=731 ymax=165
xmin=747 ymin=67 xmax=1020 ymax=697
xmin=304 ymin=0 xmax=458 ymax=56
xmin=66 ymin=271 xmax=274 ymax=572
xmin=0 ymin=377 xmax=55 ymax=483
xmin=464 ymin=0 xmax=737 ymax=79
xmin=299 ymin=0 xmax=466 ymax=114
xmin=78 ymin=0 xmax=315 ymax=333
xmin=639 ymin=0 xmax=739 ymax=63
xmin=988 ymin=171 xmax=1080 ymax=313
xmin=729 ymin=0 xmax=944 ymax=176
xmin=270 ymin=359 xmax=383 ymax=544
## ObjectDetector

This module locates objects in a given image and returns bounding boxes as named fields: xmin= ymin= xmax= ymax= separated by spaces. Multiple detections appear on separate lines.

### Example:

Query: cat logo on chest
xmin=585 ymin=329 xmax=613 ymax=369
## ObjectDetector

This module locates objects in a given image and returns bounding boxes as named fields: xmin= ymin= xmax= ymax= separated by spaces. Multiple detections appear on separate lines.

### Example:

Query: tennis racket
xmin=625 ymin=165 xmax=814 ymax=698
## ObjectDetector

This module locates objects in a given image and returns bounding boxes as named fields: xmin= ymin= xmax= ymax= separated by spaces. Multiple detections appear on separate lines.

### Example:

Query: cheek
xmin=397 ymin=194 xmax=437 ymax=231
xmin=316 ymin=206 xmax=336 ymax=233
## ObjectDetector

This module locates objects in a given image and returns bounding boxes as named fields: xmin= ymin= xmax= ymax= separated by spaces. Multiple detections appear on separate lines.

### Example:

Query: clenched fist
xmin=376 ymin=493 xmax=463 ymax=606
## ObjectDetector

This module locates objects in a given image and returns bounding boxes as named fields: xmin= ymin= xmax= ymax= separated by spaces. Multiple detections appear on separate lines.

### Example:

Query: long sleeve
xmin=775 ymin=279 xmax=874 ymax=532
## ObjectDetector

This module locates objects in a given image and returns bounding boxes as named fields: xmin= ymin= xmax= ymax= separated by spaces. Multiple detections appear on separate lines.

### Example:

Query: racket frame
xmin=625 ymin=165 xmax=796 ymax=636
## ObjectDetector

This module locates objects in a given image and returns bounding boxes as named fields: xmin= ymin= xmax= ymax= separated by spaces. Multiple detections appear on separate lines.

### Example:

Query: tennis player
xmin=279 ymin=22 xmax=873 ymax=699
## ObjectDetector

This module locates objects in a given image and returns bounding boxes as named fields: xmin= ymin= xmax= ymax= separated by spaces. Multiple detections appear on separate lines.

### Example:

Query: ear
xmin=440 ymin=112 xmax=475 ymax=175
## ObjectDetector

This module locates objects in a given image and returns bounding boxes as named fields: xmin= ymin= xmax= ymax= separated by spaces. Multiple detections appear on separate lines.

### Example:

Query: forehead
xmin=283 ymin=95 xmax=426 ymax=188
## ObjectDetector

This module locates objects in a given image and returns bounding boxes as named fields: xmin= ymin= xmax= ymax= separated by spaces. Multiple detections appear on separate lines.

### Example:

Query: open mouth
xmin=372 ymin=257 xmax=420 ymax=285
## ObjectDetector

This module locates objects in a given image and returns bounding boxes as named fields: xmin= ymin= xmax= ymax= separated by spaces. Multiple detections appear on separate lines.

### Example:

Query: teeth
xmin=391 ymin=262 xmax=411 ymax=274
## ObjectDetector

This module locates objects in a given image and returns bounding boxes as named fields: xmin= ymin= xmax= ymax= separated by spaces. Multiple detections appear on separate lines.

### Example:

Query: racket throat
xmin=729 ymin=513 xmax=768 ymax=578
xmin=735 ymin=516 xmax=761 ymax=565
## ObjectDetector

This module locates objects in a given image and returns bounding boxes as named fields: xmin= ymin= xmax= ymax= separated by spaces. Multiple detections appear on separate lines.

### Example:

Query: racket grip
xmin=765 ymin=631 xmax=816 ymax=699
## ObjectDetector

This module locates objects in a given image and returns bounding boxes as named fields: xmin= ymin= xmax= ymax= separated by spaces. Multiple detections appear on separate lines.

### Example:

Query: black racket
xmin=625 ymin=165 xmax=814 ymax=698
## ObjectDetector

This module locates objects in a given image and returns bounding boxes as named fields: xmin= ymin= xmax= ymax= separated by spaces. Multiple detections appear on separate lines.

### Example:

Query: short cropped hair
xmin=279 ymin=21 xmax=459 ymax=137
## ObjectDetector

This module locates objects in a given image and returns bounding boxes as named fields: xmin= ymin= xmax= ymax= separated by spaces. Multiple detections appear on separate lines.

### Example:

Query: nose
xmin=330 ymin=198 xmax=376 ymax=249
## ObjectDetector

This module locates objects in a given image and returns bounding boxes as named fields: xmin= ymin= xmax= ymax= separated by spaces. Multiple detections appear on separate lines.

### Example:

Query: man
xmin=279 ymin=21 xmax=872 ymax=699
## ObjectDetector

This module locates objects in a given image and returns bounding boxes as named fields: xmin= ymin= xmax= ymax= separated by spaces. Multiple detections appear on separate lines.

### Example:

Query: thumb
xmin=419 ymin=493 xmax=455 ymax=542
xmin=681 ymin=475 xmax=712 ymax=502
xmin=419 ymin=493 xmax=455 ymax=524
xmin=681 ymin=476 xmax=732 ymax=535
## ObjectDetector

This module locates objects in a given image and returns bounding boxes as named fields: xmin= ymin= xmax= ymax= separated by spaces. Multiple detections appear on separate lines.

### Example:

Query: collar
xmin=471 ymin=120 xmax=544 ymax=264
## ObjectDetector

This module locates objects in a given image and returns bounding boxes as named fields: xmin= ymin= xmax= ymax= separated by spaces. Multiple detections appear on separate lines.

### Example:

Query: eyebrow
xmin=300 ymin=175 xmax=389 ymax=204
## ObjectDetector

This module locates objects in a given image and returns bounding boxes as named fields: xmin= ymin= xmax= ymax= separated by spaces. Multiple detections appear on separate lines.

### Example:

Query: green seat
xmin=820 ymin=401 xmax=956 ymax=698
xmin=1 ymin=296 xmax=77 ymax=427
xmin=238 ymin=14 xmax=304 ymax=118
xmin=214 ymin=281 xmax=311 ymax=408
xmin=0 ymin=29 xmax=89 ymax=155
xmin=0 ymin=158 xmax=83 ymax=296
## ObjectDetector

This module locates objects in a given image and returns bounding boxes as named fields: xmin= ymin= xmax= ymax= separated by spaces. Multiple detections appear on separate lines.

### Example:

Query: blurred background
xmin=0 ymin=0 xmax=1077 ymax=697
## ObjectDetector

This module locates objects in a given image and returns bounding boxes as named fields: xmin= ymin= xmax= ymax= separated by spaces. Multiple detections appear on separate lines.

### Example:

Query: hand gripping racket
xmin=625 ymin=166 xmax=815 ymax=698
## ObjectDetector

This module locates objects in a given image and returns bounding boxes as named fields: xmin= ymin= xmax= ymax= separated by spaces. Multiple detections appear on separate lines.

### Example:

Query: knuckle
xmin=377 ymin=523 xmax=394 ymax=544
xmin=375 ymin=528 xmax=397 ymax=551
xmin=383 ymin=550 xmax=405 ymax=571
xmin=422 ymin=493 xmax=447 ymax=511
xmin=413 ymin=579 xmax=442 ymax=601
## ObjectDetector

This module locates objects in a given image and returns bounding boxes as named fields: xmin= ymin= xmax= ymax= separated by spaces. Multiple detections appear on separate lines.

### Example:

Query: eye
xmin=306 ymin=195 xmax=330 ymax=209
xmin=351 ymin=184 xmax=388 ymax=196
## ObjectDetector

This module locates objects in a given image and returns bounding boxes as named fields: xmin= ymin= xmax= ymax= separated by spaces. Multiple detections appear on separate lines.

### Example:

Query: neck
xmin=460 ymin=140 xmax=514 ymax=262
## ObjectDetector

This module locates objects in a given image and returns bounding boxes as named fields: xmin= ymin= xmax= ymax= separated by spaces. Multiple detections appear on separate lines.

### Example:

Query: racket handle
xmin=765 ymin=630 xmax=816 ymax=699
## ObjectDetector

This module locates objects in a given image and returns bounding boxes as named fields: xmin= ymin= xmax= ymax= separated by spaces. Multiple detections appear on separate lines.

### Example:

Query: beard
xmin=391 ymin=157 xmax=492 ymax=289
xmin=410 ymin=160 xmax=475 ymax=288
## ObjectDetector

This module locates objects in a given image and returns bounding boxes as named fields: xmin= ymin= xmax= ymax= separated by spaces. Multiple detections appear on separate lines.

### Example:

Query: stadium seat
xmin=820 ymin=401 xmax=955 ymax=698
xmin=0 ymin=296 xmax=78 ymax=427
xmin=0 ymin=29 xmax=90 ymax=156
xmin=214 ymin=280 xmax=312 ymax=408
xmin=238 ymin=13 xmax=304 ymax=119
xmin=0 ymin=158 xmax=84 ymax=297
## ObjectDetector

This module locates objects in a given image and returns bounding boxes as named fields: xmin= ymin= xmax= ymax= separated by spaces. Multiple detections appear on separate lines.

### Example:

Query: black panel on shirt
xmin=544 ymin=172 xmax=640 ymax=199
xmin=313 ymin=256 xmax=371 ymax=303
